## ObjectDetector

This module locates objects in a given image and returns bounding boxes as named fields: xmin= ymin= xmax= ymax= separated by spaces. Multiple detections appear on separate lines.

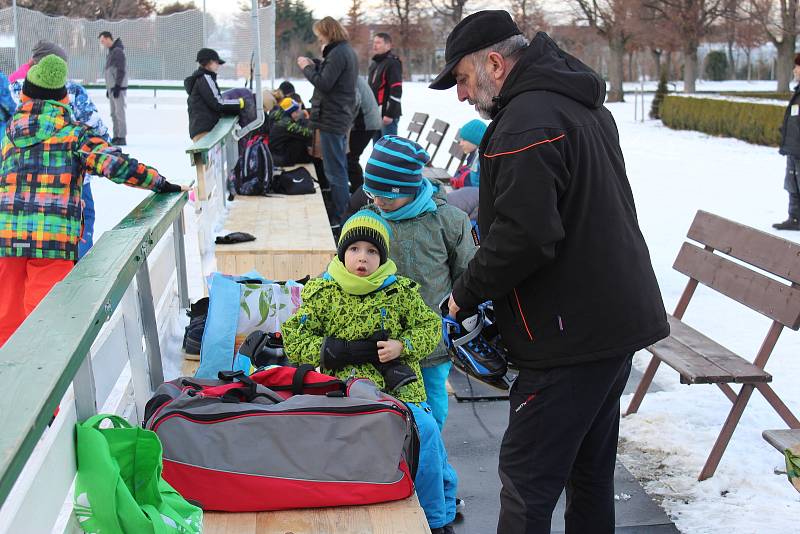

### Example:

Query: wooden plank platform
xmin=201 ymin=494 xmax=431 ymax=534
xmin=763 ymin=429 xmax=800 ymax=453
xmin=215 ymin=165 xmax=336 ymax=280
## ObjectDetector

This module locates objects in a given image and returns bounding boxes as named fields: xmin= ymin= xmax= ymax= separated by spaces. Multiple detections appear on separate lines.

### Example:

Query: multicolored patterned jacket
xmin=282 ymin=276 xmax=441 ymax=404
xmin=0 ymin=97 xmax=164 ymax=261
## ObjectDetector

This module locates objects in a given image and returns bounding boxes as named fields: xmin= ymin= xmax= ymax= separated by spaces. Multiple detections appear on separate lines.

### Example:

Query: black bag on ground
xmin=271 ymin=167 xmax=315 ymax=195
xmin=230 ymin=132 xmax=274 ymax=196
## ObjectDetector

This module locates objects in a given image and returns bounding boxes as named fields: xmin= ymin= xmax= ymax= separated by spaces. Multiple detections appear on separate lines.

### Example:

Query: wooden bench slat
xmin=762 ymin=429 xmax=800 ymax=453
xmin=650 ymin=334 xmax=735 ymax=384
xmin=673 ymin=242 xmax=800 ymax=329
xmin=688 ymin=210 xmax=800 ymax=286
xmin=666 ymin=316 xmax=771 ymax=383
xmin=422 ymin=167 xmax=451 ymax=181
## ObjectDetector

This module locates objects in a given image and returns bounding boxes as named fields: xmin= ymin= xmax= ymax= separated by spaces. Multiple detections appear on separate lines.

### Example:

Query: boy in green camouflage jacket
xmin=282 ymin=210 xmax=458 ymax=532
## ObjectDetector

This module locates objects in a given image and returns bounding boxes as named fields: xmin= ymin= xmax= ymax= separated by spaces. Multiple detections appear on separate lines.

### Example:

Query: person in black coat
xmin=297 ymin=17 xmax=358 ymax=233
xmin=368 ymin=32 xmax=403 ymax=140
xmin=432 ymin=11 xmax=669 ymax=534
xmin=184 ymin=48 xmax=243 ymax=140
xmin=775 ymin=54 xmax=800 ymax=230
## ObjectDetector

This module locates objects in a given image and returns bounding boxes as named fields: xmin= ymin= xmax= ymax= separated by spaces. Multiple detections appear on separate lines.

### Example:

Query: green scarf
xmin=325 ymin=257 xmax=398 ymax=296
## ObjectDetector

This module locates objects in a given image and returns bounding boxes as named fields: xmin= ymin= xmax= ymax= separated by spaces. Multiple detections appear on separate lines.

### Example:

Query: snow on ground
xmin=88 ymin=81 xmax=800 ymax=532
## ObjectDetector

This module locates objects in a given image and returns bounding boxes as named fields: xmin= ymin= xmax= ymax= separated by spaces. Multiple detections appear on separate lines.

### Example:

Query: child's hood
xmin=7 ymin=99 xmax=71 ymax=148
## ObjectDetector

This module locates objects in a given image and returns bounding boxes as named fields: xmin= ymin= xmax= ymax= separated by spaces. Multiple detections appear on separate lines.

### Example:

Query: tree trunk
xmin=776 ymin=38 xmax=796 ymax=92
xmin=650 ymin=48 xmax=662 ymax=78
xmin=607 ymin=35 xmax=625 ymax=102
xmin=683 ymin=42 xmax=698 ymax=93
xmin=727 ymin=40 xmax=736 ymax=79
xmin=746 ymin=49 xmax=752 ymax=81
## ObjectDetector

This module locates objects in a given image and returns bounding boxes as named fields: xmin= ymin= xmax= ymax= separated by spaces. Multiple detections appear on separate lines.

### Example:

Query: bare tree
xmin=8 ymin=0 xmax=155 ymax=19
xmin=510 ymin=0 xmax=549 ymax=37
xmin=644 ymin=0 xmax=727 ymax=93
xmin=747 ymin=0 xmax=799 ymax=91
xmin=346 ymin=0 xmax=371 ymax=73
xmin=570 ymin=0 xmax=641 ymax=102
xmin=429 ymin=0 xmax=469 ymax=24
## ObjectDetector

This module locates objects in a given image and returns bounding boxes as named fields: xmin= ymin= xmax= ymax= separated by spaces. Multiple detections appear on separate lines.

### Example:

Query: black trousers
xmin=497 ymin=353 xmax=633 ymax=534
xmin=347 ymin=129 xmax=376 ymax=193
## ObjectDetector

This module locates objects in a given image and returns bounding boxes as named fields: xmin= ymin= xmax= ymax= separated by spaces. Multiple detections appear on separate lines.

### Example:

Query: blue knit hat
xmin=364 ymin=135 xmax=430 ymax=199
xmin=459 ymin=119 xmax=487 ymax=146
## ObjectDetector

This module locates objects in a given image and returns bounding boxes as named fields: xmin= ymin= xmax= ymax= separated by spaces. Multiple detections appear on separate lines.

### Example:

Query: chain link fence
xmin=0 ymin=6 xmax=275 ymax=86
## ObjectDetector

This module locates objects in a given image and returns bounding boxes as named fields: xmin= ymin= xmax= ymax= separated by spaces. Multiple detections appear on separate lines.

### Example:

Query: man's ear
xmin=487 ymin=51 xmax=506 ymax=81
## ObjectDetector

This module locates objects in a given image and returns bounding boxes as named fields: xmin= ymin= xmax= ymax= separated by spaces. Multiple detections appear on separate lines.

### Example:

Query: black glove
xmin=111 ymin=85 xmax=122 ymax=98
xmin=320 ymin=330 xmax=388 ymax=371
xmin=158 ymin=180 xmax=182 ymax=193
xmin=376 ymin=360 xmax=418 ymax=392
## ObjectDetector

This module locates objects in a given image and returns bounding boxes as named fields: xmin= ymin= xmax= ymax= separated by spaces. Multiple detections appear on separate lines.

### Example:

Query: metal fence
xmin=0 ymin=6 xmax=275 ymax=85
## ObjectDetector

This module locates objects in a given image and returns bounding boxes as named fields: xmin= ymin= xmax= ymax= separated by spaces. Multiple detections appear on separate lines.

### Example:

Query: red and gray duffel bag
xmin=143 ymin=365 xmax=419 ymax=512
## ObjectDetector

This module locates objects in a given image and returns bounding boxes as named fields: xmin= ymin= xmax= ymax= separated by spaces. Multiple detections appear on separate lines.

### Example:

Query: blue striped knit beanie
xmin=364 ymin=135 xmax=430 ymax=198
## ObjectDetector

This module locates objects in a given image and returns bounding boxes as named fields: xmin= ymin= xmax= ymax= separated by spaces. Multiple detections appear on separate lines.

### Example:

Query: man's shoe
xmin=772 ymin=217 xmax=800 ymax=230
xmin=455 ymin=497 xmax=466 ymax=515
xmin=111 ymin=137 xmax=127 ymax=146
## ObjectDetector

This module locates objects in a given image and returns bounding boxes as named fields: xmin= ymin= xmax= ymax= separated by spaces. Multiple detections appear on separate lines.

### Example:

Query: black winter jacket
xmin=368 ymin=51 xmax=403 ymax=119
xmin=452 ymin=32 xmax=669 ymax=370
xmin=303 ymin=41 xmax=358 ymax=135
xmin=780 ymin=85 xmax=800 ymax=157
xmin=184 ymin=67 xmax=242 ymax=139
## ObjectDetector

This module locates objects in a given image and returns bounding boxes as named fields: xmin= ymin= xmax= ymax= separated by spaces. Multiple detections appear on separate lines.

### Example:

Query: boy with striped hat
xmin=283 ymin=210 xmax=458 ymax=533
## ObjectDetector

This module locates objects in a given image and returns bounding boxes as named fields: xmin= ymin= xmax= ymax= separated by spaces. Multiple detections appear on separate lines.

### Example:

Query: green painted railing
xmin=0 ymin=190 xmax=187 ymax=507
xmin=185 ymin=116 xmax=238 ymax=161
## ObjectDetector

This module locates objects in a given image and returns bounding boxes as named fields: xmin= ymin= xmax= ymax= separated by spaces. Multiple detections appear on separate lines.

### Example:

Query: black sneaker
xmin=772 ymin=218 xmax=800 ymax=230
xmin=111 ymin=137 xmax=127 ymax=146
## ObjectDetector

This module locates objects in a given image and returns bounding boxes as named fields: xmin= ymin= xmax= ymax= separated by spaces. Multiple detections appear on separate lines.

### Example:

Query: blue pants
xmin=406 ymin=402 xmax=457 ymax=529
xmin=78 ymin=181 xmax=95 ymax=259
xmin=421 ymin=361 xmax=452 ymax=431
xmin=319 ymin=131 xmax=349 ymax=227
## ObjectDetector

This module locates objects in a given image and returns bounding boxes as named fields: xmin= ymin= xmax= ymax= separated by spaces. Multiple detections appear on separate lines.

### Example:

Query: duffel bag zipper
xmin=152 ymin=403 xmax=409 ymax=431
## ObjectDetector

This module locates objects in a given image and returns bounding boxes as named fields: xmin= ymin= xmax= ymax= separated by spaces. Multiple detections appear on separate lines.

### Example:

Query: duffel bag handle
xmin=291 ymin=364 xmax=316 ymax=395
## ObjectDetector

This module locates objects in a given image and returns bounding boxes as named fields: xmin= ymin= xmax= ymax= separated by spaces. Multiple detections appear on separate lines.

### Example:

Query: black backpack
xmin=229 ymin=132 xmax=274 ymax=196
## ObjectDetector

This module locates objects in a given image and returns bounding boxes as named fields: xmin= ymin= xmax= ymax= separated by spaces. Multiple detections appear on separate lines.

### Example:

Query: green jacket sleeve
xmin=396 ymin=283 xmax=442 ymax=363
xmin=282 ymin=283 xmax=326 ymax=367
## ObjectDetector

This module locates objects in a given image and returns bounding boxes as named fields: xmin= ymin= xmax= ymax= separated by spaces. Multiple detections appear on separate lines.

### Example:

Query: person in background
xmin=98 ymin=31 xmax=127 ymax=145
xmin=269 ymin=97 xmax=313 ymax=167
xmin=9 ymin=40 xmax=111 ymax=260
xmin=775 ymin=53 xmax=800 ymax=231
xmin=348 ymin=77 xmax=381 ymax=192
xmin=0 ymin=55 xmax=185 ymax=348
xmin=184 ymin=48 xmax=244 ymax=141
xmin=0 ymin=70 xmax=14 ymax=137
xmin=278 ymin=80 xmax=306 ymax=109
xmin=298 ymin=16 xmax=358 ymax=237
xmin=447 ymin=119 xmax=487 ymax=225
xmin=368 ymin=32 xmax=403 ymax=141
xmin=8 ymin=62 xmax=30 ymax=84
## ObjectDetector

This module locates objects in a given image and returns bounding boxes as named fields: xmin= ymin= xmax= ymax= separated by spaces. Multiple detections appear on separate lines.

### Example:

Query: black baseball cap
xmin=196 ymin=48 xmax=226 ymax=65
xmin=429 ymin=10 xmax=522 ymax=90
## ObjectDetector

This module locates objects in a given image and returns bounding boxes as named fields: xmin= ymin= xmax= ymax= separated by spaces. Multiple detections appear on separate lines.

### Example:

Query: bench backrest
xmin=676 ymin=210 xmax=800 ymax=330
xmin=445 ymin=136 xmax=466 ymax=171
xmin=407 ymin=112 xmax=429 ymax=142
xmin=424 ymin=119 xmax=450 ymax=166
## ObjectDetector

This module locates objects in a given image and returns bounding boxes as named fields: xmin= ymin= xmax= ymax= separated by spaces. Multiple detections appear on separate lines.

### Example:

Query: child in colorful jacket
xmin=0 ymin=55 xmax=183 ymax=347
xmin=9 ymin=41 xmax=112 ymax=259
xmin=282 ymin=210 xmax=458 ymax=533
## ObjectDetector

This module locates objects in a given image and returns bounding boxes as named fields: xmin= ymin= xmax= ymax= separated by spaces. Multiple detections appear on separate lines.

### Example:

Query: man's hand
xmin=382 ymin=116 xmax=393 ymax=126
xmin=111 ymin=85 xmax=121 ymax=98
xmin=377 ymin=339 xmax=403 ymax=362
xmin=447 ymin=294 xmax=461 ymax=320
xmin=297 ymin=56 xmax=313 ymax=70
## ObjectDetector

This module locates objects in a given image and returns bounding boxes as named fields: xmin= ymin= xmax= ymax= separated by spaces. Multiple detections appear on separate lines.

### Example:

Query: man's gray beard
xmin=471 ymin=63 xmax=496 ymax=120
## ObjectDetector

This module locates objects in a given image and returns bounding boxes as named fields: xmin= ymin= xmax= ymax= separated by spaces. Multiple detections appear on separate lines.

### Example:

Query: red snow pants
xmin=0 ymin=258 xmax=74 ymax=347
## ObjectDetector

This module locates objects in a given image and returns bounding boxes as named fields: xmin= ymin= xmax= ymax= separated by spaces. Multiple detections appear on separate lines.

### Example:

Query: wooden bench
xmin=202 ymin=495 xmax=431 ymax=533
xmin=422 ymin=136 xmax=465 ymax=183
xmin=423 ymin=119 xmax=450 ymax=167
xmin=214 ymin=164 xmax=336 ymax=281
xmin=407 ymin=112 xmax=429 ymax=143
xmin=625 ymin=210 xmax=800 ymax=480
xmin=763 ymin=429 xmax=800 ymax=492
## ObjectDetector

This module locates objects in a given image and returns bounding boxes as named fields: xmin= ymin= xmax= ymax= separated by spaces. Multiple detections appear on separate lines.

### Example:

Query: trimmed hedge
xmin=718 ymin=91 xmax=791 ymax=101
xmin=660 ymin=95 xmax=784 ymax=146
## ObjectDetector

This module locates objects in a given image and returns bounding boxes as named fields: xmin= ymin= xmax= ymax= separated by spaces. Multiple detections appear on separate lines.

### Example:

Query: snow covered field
xmin=85 ymin=81 xmax=799 ymax=533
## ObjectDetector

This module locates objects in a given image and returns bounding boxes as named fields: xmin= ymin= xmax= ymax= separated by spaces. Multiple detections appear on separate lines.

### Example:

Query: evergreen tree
xmin=649 ymin=70 xmax=669 ymax=119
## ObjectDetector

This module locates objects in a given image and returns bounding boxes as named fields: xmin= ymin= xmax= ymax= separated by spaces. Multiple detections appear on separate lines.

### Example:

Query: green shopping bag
xmin=74 ymin=414 xmax=203 ymax=533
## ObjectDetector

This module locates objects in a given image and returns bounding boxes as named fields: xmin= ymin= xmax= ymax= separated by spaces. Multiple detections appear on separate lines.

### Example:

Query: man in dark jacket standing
xmin=368 ymin=32 xmax=402 ymax=140
xmin=432 ymin=11 xmax=669 ymax=534
xmin=98 ymin=31 xmax=127 ymax=145
xmin=775 ymin=54 xmax=800 ymax=230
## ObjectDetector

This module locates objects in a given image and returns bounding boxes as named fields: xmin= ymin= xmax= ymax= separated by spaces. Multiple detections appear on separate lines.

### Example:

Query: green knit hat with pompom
xmin=23 ymin=54 xmax=68 ymax=100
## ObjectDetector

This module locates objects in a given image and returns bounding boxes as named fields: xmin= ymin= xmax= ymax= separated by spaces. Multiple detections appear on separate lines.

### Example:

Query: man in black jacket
xmin=98 ymin=31 xmax=127 ymax=145
xmin=368 ymin=32 xmax=402 ymax=140
xmin=775 ymin=54 xmax=800 ymax=231
xmin=184 ymin=48 xmax=243 ymax=141
xmin=431 ymin=11 xmax=669 ymax=534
